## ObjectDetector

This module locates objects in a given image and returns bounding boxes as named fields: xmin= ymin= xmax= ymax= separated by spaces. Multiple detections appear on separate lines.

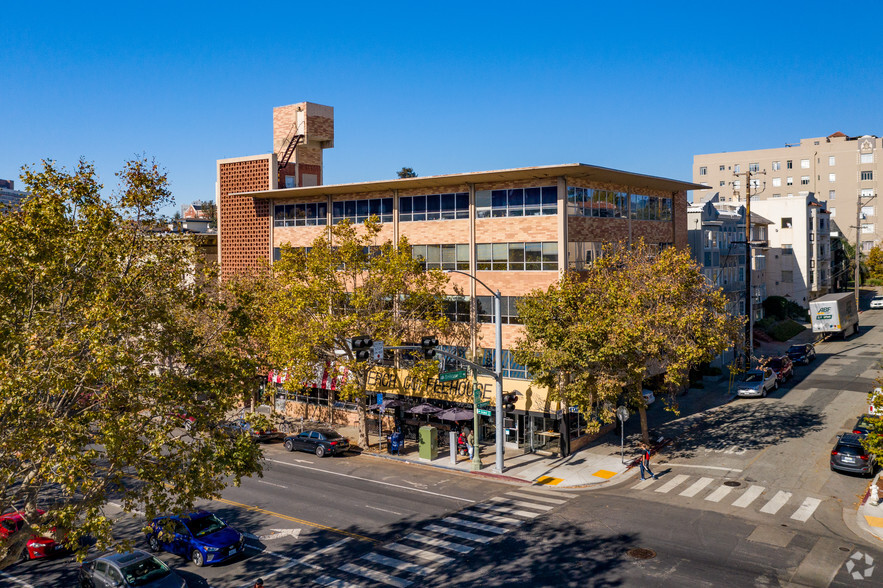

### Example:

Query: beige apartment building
xmin=693 ymin=132 xmax=881 ymax=253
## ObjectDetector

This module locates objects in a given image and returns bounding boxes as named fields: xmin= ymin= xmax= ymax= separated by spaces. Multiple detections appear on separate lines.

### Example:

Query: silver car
xmin=736 ymin=368 xmax=778 ymax=398
xmin=78 ymin=549 xmax=187 ymax=588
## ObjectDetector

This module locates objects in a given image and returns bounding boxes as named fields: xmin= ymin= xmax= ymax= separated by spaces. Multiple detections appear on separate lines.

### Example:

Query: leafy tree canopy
xmin=396 ymin=167 xmax=417 ymax=178
xmin=514 ymin=241 xmax=742 ymax=443
xmin=0 ymin=158 xmax=263 ymax=568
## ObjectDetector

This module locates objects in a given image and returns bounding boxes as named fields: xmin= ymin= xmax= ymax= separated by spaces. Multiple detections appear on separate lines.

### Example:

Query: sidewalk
xmin=857 ymin=474 xmax=883 ymax=542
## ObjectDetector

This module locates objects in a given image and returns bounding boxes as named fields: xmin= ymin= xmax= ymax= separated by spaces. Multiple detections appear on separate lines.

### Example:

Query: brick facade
xmin=218 ymin=156 xmax=273 ymax=280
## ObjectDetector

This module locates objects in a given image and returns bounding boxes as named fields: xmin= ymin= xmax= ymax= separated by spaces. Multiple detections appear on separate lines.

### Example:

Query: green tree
xmin=866 ymin=245 xmax=883 ymax=283
xmin=254 ymin=218 xmax=459 ymax=449
xmin=0 ymin=158 xmax=264 ymax=568
xmin=514 ymin=241 xmax=742 ymax=444
xmin=396 ymin=167 xmax=417 ymax=178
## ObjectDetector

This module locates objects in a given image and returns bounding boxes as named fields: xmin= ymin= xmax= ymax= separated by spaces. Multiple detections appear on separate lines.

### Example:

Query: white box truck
xmin=809 ymin=292 xmax=859 ymax=338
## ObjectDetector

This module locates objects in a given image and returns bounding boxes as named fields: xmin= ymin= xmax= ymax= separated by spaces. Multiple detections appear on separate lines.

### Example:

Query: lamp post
xmin=445 ymin=269 xmax=504 ymax=473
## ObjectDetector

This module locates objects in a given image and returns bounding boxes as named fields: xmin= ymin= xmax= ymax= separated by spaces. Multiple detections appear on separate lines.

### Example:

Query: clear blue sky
xmin=5 ymin=1 xmax=883 ymax=215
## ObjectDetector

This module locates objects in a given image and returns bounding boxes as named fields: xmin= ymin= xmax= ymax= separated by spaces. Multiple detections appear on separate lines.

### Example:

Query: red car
xmin=0 ymin=510 xmax=63 ymax=561
xmin=765 ymin=355 xmax=794 ymax=384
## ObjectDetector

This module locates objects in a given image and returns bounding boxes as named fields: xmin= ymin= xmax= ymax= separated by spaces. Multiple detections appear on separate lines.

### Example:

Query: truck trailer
xmin=809 ymin=292 xmax=859 ymax=339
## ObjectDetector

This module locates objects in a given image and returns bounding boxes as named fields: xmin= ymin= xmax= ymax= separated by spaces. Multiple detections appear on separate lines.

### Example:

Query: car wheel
xmin=19 ymin=546 xmax=30 ymax=561
xmin=774 ymin=380 xmax=779 ymax=391
xmin=284 ymin=440 xmax=294 ymax=452
xmin=191 ymin=549 xmax=204 ymax=567
xmin=315 ymin=445 xmax=326 ymax=458
xmin=79 ymin=577 xmax=94 ymax=588
xmin=147 ymin=534 xmax=161 ymax=553
xmin=761 ymin=388 xmax=767 ymax=398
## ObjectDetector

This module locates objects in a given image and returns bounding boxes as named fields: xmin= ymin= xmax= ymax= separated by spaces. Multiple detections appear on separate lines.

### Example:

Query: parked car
xmin=219 ymin=418 xmax=285 ymax=443
xmin=764 ymin=355 xmax=794 ymax=384
xmin=853 ymin=414 xmax=879 ymax=436
xmin=0 ymin=510 xmax=63 ymax=561
xmin=786 ymin=343 xmax=816 ymax=365
xmin=871 ymin=295 xmax=883 ymax=309
xmin=641 ymin=389 xmax=656 ymax=406
xmin=736 ymin=368 xmax=778 ymax=398
xmin=78 ymin=549 xmax=187 ymax=588
xmin=830 ymin=432 xmax=877 ymax=476
xmin=284 ymin=430 xmax=350 ymax=457
xmin=146 ymin=511 xmax=244 ymax=567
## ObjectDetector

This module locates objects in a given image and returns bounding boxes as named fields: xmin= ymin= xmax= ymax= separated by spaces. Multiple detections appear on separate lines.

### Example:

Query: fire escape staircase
xmin=277 ymin=127 xmax=304 ymax=186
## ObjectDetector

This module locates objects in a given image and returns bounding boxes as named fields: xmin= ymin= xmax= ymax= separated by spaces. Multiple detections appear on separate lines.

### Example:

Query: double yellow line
xmin=213 ymin=497 xmax=380 ymax=543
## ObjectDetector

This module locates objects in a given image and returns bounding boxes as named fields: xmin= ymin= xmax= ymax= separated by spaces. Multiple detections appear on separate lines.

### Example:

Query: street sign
xmin=616 ymin=406 xmax=630 ymax=422
xmin=477 ymin=409 xmax=493 ymax=417
xmin=476 ymin=400 xmax=491 ymax=408
xmin=439 ymin=369 xmax=467 ymax=382
xmin=372 ymin=340 xmax=384 ymax=361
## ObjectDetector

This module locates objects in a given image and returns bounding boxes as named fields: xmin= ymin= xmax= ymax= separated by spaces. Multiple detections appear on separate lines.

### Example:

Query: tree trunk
xmin=639 ymin=403 xmax=650 ymax=446
xmin=357 ymin=395 xmax=369 ymax=449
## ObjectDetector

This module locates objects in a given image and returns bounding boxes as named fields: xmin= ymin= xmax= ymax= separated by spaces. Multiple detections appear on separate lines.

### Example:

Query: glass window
xmin=801 ymin=159 xmax=810 ymax=168
xmin=800 ymin=176 xmax=810 ymax=185
xmin=525 ymin=243 xmax=542 ymax=271
xmin=474 ymin=186 xmax=556 ymax=218
xmin=772 ymin=161 xmax=781 ymax=171
xmin=828 ymin=156 xmax=836 ymax=166
xmin=699 ymin=166 xmax=707 ymax=175
xmin=772 ymin=177 xmax=781 ymax=187
xmin=734 ymin=164 xmax=740 ymax=173
xmin=476 ymin=244 xmax=492 ymax=270
xmin=782 ymin=244 xmax=793 ymax=254
xmin=786 ymin=177 xmax=793 ymax=186
xmin=862 ymin=171 xmax=874 ymax=181
xmin=829 ymin=190 xmax=836 ymax=200
xmin=749 ymin=163 xmax=759 ymax=172
xmin=492 ymin=243 xmax=508 ymax=270
xmin=274 ymin=201 xmax=329 ymax=227
xmin=861 ymin=153 xmax=874 ymax=164
xmin=828 ymin=173 xmax=836 ymax=182
xmin=787 ymin=160 xmax=793 ymax=169
xmin=508 ymin=243 xmax=525 ymax=270
xmin=542 ymin=242 xmax=558 ymax=270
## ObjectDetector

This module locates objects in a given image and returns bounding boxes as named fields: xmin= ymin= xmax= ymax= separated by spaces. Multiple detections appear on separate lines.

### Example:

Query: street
xmin=5 ymin=311 xmax=883 ymax=587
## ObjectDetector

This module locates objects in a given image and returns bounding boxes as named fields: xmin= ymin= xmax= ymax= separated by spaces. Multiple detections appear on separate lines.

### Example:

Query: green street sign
xmin=476 ymin=400 xmax=491 ymax=408
xmin=439 ymin=369 xmax=467 ymax=382
xmin=476 ymin=408 xmax=493 ymax=417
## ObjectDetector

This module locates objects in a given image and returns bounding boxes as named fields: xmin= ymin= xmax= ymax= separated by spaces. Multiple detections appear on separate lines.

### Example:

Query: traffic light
xmin=351 ymin=335 xmax=373 ymax=362
xmin=420 ymin=336 xmax=438 ymax=360
xmin=502 ymin=393 xmax=518 ymax=410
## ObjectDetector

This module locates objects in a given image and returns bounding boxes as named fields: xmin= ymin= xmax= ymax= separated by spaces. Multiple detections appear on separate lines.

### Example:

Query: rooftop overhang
xmin=234 ymin=163 xmax=709 ymax=199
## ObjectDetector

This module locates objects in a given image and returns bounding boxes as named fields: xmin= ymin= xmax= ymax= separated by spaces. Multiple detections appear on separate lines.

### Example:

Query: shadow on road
xmin=662 ymin=402 xmax=825 ymax=460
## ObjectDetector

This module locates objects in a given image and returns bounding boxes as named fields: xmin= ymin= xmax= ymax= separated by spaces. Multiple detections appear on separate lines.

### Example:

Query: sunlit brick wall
xmin=218 ymin=156 xmax=272 ymax=280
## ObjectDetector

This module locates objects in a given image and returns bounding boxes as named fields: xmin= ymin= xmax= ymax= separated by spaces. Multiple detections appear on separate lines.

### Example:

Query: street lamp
xmin=444 ymin=269 xmax=504 ymax=473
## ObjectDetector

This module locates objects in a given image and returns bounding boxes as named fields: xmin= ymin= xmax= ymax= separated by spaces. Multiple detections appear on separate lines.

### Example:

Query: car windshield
xmin=742 ymin=372 xmax=763 ymax=383
xmin=121 ymin=557 xmax=171 ymax=587
xmin=787 ymin=346 xmax=804 ymax=354
xmin=874 ymin=297 xmax=883 ymax=301
xmin=185 ymin=514 xmax=226 ymax=538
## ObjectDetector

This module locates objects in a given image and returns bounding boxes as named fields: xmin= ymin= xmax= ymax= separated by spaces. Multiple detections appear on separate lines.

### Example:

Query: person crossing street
xmin=639 ymin=443 xmax=657 ymax=480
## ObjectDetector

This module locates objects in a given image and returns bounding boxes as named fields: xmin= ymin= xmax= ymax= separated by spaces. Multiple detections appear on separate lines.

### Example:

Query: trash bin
xmin=418 ymin=426 xmax=438 ymax=460
xmin=390 ymin=432 xmax=403 ymax=455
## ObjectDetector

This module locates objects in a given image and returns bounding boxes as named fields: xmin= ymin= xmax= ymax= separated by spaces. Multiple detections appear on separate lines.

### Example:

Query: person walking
xmin=639 ymin=443 xmax=657 ymax=480
xmin=466 ymin=429 xmax=474 ymax=459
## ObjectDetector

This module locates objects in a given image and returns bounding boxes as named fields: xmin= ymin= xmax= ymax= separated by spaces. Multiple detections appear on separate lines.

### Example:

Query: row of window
xmin=411 ymin=244 xmax=470 ymax=271
xmin=700 ymin=154 xmax=876 ymax=177
xmin=566 ymin=187 xmax=673 ymax=220
xmin=475 ymin=187 xmax=558 ymax=218
xmin=399 ymin=192 xmax=469 ymax=222
xmin=476 ymin=242 xmax=558 ymax=271
xmin=443 ymin=295 xmax=524 ymax=325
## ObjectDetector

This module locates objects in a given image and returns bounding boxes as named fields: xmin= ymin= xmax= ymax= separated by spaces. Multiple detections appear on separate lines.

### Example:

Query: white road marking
xmin=460 ymin=510 xmax=524 ymax=526
xmin=521 ymin=486 xmax=572 ymax=498
xmin=362 ymin=551 xmax=431 ymax=575
xmin=660 ymin=463 xmax=744 ymax=472
xmin=474 ymin=504 xmax=541 ymax=518
xmin=732 ymin=485 xmax=765 ymax=508
xmin=488 ymin=497 xmax=552 ymax=510
xmin=385 ymin=542 xmax=454 ymax=564
xmin=256 ymin=479 xmax=288 ymax=489
xmin=425 ymin=523 xmax=492 ymax=543
xmin=506 ymin=491 xmax=567 ymax=504
xmin=0 ymin=571 xmax=36 ymax=587
xmin=266 ymin=458 xmax=475 ymax=503
xmin=313 ymin=573 xmax=367 ymax=588
xmin=107 ymin=501 xmax=145 ymax=516
xmin=790 ymin=497 xmax=822 ymax=522
xmin=705 ymin=486 xmax=733 ymax=503
xmin=339 ymin=562 xmax=412 ymax=587
xmin=631 ymin=478 xmax=656 ymax=490
xmin=442 ymin=516 xmax=508 ymax=534
xmin=759 ymin=490 xmax=792 ymax=515
xmin=655 ymin=474 xmax=690 ymax=493
xmin=300 ymin=538 xmax=352 ymax=564
xmin=364 ymin=504 xmax=404 ymax=515
xmin=679 ymin=477 xmax=714 ymax=498
xmin=258 ymin=528 xmax=301 ymax=541
xmin=405 ymin=532 xmax=474 ymax=553
xmin=246 ymin=546 xmax=321 ymax=570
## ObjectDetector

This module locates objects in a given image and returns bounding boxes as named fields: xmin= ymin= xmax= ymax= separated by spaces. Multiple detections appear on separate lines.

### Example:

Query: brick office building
xmin=218 ymin=101 xmax=703 ymax=455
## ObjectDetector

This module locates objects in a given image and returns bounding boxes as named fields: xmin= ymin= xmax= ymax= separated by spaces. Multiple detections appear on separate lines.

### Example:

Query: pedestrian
xmin=639 ymin=443 xmax=657 ymax=480
xmin=457 ymin=430 xmax=466 ymax=456
xmin=466 ymin=429 xmax=474 ymax=459
xmin=254 ymin=579 xmax=264 ymax=588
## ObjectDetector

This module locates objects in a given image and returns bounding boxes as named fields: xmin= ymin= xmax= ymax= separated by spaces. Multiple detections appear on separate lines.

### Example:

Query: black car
xmin=787 ymin=343 xmax=816 ymax=365
xmin=830 ymin=432 xmax=876 ymax=476
xmin=284 ymin=430 xmax=350 ymax=457
xmin=79 ymin=549 xmax=186 ymax=588
xmin=853 ymin=414 xmax=880 ymax=436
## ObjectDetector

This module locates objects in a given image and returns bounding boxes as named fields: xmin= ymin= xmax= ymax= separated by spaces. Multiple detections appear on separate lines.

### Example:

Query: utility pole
xmin=855 ymin=191 xmax=878 ymax=307
xmin=735 ymin=168 xmax=765 ymax=367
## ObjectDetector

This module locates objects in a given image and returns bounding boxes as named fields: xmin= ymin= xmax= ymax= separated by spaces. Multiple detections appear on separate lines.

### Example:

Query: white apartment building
xmin=749 ymin=194 xmax=832 ymax=308
xmin=693 ymin=132 xmax=880 ymax=253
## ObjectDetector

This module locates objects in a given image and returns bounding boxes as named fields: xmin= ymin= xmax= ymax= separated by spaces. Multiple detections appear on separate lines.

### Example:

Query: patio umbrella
xmin=367 ymin=398 xmax=403 ymax=411
xmin=406 ymin=403 xmax=442 ymax=415
xmin=436 ymin=407 xmax=474 ymax=422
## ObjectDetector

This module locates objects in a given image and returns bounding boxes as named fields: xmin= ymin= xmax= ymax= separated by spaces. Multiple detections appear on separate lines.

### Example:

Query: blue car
xmin=146 ymin=511 xmax=244 ymax=567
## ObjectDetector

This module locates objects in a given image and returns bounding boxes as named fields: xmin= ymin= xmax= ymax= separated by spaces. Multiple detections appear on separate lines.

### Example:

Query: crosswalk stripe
xmin=339 ymin=562 xmax=411 ymax=587
xmin=442 ymin=516 xmax=508 ymax=534
xmin=489 ymin=497 xmax=553 ymax=510
xmin=405 ymin=532 xmax=474 ymax=554
xmin=314 ymin=574 xmax=361 ymax=588
xmin=473 ymin=504 xmax=541 ymax=518
xmin=522 ymin=485 xmax=569 ymax=498
xmin=362 ymin=552 xmax=430 ymax=576
xmin=704 ymin=486 xmax=732 ymax=503
xmin=460 ymin=510 xmax=524 ymax=526
xmin=790 ymin=497 xmax=822 ymax=522
xmin=506 ymin=491 xmax=568 ymax=504
xmin=301 ymin=537 xmax=351 ymax=564
xmin=759 ymin=490 xmax=792 ymax=515
xmin=732 ymin=485 xmax=765 ymax=508
xmin=679 ymin=477 xmax=714 ymax=498
xmin=631 ymin=478 xmax=656 ymax=490
xmin=425 ymin=523 xmax=492 ymax=543
xmin=384 ymin=542 xmax=454 ymax=564
xmin=655 ymin=474 xmax=690 ymax=493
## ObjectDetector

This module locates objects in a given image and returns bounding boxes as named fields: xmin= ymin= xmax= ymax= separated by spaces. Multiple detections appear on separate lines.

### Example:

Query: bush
xmin=764 ymin=319 xmax=806 ymax=342
xmin=763 ymin=296 xmax=809 ymax=322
